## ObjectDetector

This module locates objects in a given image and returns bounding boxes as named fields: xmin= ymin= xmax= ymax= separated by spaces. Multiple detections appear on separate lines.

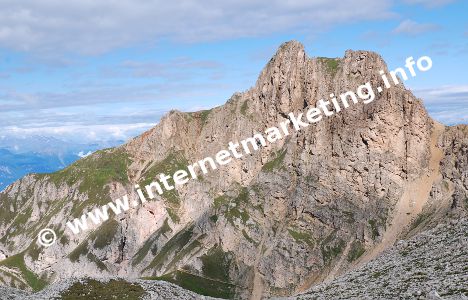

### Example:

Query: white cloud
xmin=114 ymin=57 xmax=223 ymax=79
xmin=401 ymin=0 xmax=455 ymax=8
xmin=3 ymin=123 xmax=156 ymax=143
xmin=77 ymin=151 xmax=93 ymax=158
xmin=0 ymin=166 xmax=11 ymax=174
xmin=413 ymin=85 xmax=468 ymax=125
xmin=415 ymin=85 xmax=468 ymax=103
xmin=393 ymin=19 xmax=439 ymax=36
xmin=428 ymin=109 xmax=468 ymax=125
xmin=0 ymin=0 xmax=393 ymax=56
xmin=0 ymin=80 xmax=228 ymax=112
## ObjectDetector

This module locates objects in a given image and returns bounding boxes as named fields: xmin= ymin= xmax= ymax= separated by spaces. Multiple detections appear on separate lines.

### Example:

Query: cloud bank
xmin=414 ymin=85 xmax=468 ymax=125
xmin=0 ymin=0 xmax=393 ymax=56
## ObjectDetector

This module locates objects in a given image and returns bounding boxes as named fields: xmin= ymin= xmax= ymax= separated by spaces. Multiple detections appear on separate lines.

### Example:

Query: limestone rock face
xmin=0 ymin=41 xmax=466 ymax=299
xmin=280 ymin=218 xmax=468 ymax=299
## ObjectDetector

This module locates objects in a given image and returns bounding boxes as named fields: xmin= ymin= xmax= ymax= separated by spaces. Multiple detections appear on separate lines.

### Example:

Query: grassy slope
xmin=0 ymin=252 xmax=47 ymax=291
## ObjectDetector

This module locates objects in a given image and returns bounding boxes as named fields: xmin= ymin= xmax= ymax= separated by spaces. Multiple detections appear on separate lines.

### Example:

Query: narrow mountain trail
xmin=358 ymin=122 xmax=445 ymax=266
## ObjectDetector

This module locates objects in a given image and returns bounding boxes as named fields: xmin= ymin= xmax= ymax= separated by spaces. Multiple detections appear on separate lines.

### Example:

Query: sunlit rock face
xmin=0 ymin=41 xmax=466 ymax=299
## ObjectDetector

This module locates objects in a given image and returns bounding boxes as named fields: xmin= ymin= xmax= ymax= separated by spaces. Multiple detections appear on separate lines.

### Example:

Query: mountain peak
xmin=276 ymin=40 xmax=305 ymax=55
xmin=268 ymin=40 xmax=306 ymax=66
xmin=1 ymin=41 xmax=467 ymax=300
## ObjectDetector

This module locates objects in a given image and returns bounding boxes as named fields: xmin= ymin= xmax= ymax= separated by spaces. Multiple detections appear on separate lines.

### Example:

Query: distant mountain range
xmin=0 ymin=135 xmax=124 ymax=191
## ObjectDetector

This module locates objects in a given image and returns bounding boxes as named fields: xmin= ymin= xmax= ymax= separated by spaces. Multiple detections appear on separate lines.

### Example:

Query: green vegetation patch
xmin=368 ymin=219 xmax=380 ymax=239
xmin=236 ymin=187 xmax=249 ymax=203
xmin=141 ymin=152 xmax=189 ymax=188
xmin=216 ymin=188 xmax=251 ymax=226
xmin=60 ymin=234 xmax=70 ymax=245
xmin=166 ymin=206 xmax=180 ymax=223
xmin=91 ymin=219 xmax=119 ymax=249
xmin=140 ymin=152 xmax=189 ymax=223
xmin=11 ymin=204 xmax=33 ymax=228
xmin=200 ymin=109 xmax=212 ymax=124
xmin=262 ymin=149 xmax=287 ymax=172
xmin=317 ymin=57 xmax=340 ymax=75
xmin=145 ymin=271 xmax=236 ymax=299
xmin=144 ymin=225 xmax=194 ymax=273
xmin=42 ymin=148 xmax=131 ymax=218
xmin=347 ymin=240 xmax=366 ymax=262
xmin=320 ymin=230 xmax=346 ymax=264
xmin=200 ymin=245 xmax=232 ymax=282
xmin=225 ymin=206 xmax=249 ymax=225
xmin=214 ymin=195 xmax=229 ymax=209
xmin=60 ymin=279 xmax=146 ymax=300
xmin=0 ymin=183 xmax=36 ymax=226
xmin=188 ymin=109 xmax=212 ymax=125
xmin=410 ymin=212 xmax=430 ymax=231
xmin=86 ymin=253 xmax=108 ymax=271
xmin=288 ymin=228 xmax=314 ymax=247
xmin=166 ymin=239 xmax=202 ymax=271
xmin=0 ymin=252 xmax=47 ymax=291
xmin=132 ymin=218 xmax=172 ymax=267
xmin=68 ymin=241 xmax=89 ymax=262
xmin=50 ymin=148 xmax=130 ymax=199
xmin=1 ymin=198 xmax=69 ymax=246
xmin=241 ymin=229 xmax=258 ymax=245
xmin=26 ymin=243 xmax=41 ymax=261
xmin=0 ymin=204 xmax=34 ymax=242
xmin=240 ymin=101 xmax=248 ymax=116
xmin=0 ymin=193 xmax=16 ymax=226
xmin=0 ymin=267 xmax=29 ymax=290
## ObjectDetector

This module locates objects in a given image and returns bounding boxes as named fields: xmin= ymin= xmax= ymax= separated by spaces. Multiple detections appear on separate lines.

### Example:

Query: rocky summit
xmin=0 ymin=41 xmax=466 ymax=299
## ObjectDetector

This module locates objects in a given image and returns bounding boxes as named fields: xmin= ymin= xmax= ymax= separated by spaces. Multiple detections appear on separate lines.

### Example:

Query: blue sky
xmin=0 ymin=0 xmax=467 ymax=144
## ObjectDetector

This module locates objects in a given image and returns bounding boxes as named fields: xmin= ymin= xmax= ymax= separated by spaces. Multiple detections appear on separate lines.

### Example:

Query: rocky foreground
xmin=1 ymin=218 xmax=466 ymax=299
xmin=283 ymin=218 xmax=468 ymax=300
xmin=0 ymin=277 xmax=218 ymax=299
